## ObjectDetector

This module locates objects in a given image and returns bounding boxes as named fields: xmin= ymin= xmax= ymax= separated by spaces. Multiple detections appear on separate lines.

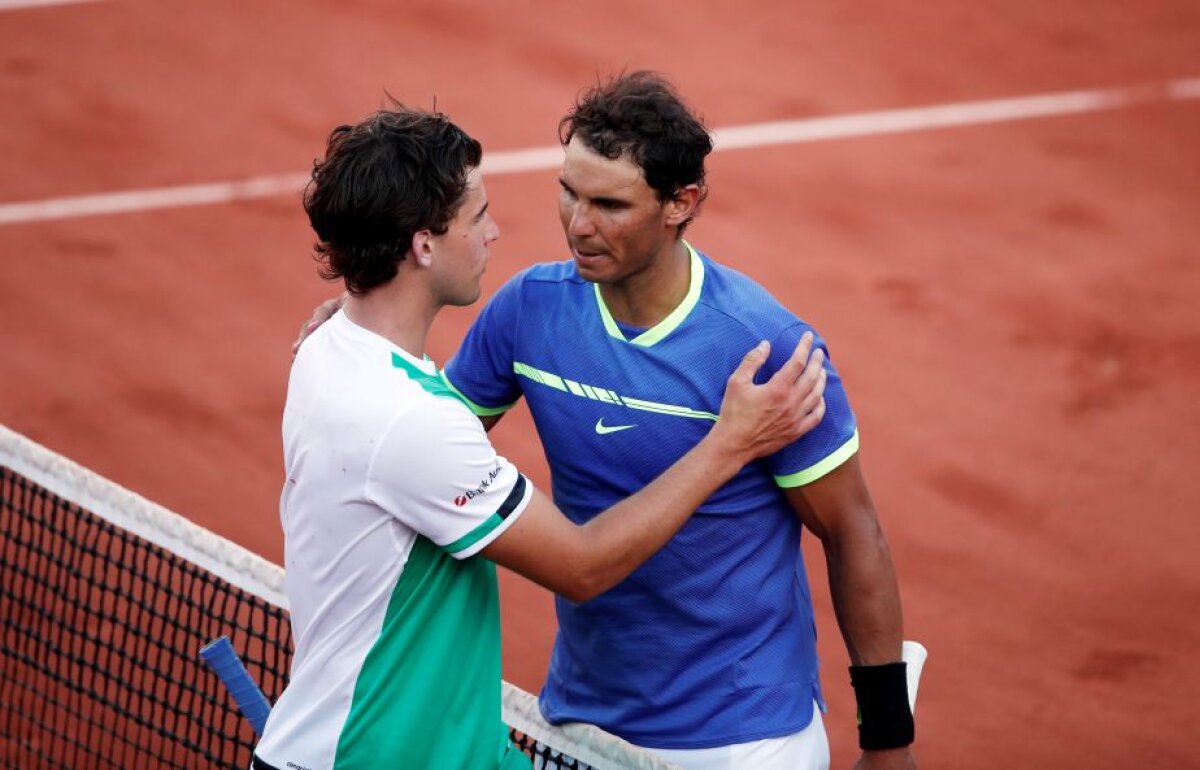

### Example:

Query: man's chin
xmin=444 ymin=286 xmax=483 ymax=308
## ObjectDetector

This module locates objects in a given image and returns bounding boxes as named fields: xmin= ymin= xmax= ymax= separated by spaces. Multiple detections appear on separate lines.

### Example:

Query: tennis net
xmin=0 ymin=425 xmax=678 ymax=770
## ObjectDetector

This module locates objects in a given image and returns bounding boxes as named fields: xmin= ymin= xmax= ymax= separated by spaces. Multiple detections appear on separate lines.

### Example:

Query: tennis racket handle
xmin=200 ymin=636 xmax=272 ymax=736
xmin=902 ymin=640 xmax=928 ymax=712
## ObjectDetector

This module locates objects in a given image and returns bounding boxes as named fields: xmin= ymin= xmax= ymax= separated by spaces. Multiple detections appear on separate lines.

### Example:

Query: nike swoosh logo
xmin=595 ymin=418 xmax=636 ymax=435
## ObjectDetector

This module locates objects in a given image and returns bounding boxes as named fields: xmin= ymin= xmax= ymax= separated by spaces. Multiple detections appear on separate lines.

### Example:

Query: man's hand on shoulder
xmin=291 ymin=294 xmax=347 ymax=355
xmin=709 ymin=332 xmax=827 ymax=464
xmin=854 ymin=747 xmax=916 ymax=770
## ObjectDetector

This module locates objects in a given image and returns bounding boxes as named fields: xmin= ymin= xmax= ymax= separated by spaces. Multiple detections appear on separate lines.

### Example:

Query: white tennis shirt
xmin=255 ymin=309 xmax=532 ymax=770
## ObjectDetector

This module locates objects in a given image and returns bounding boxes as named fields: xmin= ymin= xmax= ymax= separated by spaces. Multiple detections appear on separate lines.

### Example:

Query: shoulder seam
xmin=694 ymin=299 xmax=805 ymax=342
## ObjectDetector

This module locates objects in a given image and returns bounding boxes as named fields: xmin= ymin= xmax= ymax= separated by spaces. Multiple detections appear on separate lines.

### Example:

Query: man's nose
xmin=567 ymin=204 xmax=596 ymax=237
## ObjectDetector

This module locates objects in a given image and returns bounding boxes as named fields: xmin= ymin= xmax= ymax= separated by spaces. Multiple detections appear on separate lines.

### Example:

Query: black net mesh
xmin=1 ymin=467 xmax=290 ymax=769
xmin=1 ymin=456 xmax=667 ymax=770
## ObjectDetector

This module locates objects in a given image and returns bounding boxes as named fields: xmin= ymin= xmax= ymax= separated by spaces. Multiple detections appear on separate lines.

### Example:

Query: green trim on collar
xmin=592 ymin=241 xmax=705 ymax=348
xmin=390 ymin=352 xmax=467 ymax=407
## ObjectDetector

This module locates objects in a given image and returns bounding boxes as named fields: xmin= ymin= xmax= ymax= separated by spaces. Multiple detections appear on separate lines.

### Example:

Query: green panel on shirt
xmin=333 ymin=536 xmax=519 ymax=769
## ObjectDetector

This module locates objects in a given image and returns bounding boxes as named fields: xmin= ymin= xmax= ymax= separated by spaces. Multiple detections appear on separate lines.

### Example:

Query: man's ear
xmin=664 ymin=184 xmax=703 ymax=228
xmin=411 ymin=230 xmax=434 ymax=268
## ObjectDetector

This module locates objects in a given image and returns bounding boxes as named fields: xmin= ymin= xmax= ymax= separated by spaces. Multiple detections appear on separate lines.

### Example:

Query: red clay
xmin=2 ymin=1 xmax=1198 ymax=766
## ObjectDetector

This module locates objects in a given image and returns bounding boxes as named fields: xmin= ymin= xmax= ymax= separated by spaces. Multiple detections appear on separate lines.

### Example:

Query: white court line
xmin=1 ymin=77 xmax=1197 ymax=226
xmin=0 ymin=0 xmax=104 ymax=10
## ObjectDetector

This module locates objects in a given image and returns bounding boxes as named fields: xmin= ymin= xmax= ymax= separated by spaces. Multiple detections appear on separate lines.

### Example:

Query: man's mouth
xmin=572 ymin=246 xmax=607 ymax=260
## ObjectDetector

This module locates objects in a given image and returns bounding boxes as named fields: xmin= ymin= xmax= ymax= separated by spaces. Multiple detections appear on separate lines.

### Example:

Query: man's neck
xmin=598 ymin=240 xmax=691 ymax=329
xmin=343 ymin=278 xmax=438 ymax=361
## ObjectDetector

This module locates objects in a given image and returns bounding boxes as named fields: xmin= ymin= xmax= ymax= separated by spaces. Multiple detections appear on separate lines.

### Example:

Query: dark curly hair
xmin=559 ymin=71 xmax=712 ymax=234
xmin=304 ymin=106 xmax=482 ymax=295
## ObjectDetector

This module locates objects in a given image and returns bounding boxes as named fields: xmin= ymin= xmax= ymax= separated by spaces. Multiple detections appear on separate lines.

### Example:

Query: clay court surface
xmin=2 ymin=1 xmax=1198 ymax=766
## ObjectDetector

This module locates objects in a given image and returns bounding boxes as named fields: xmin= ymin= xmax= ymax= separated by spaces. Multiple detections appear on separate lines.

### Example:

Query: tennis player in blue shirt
xmin=297 ymin=73 xmax=916 ymax=770
xmin=449 ymin=72 xmax=914 ymax=770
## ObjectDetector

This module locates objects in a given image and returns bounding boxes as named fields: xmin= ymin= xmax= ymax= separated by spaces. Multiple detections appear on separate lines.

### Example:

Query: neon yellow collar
xmin=593 ymin=241 xmax=705 ymax=347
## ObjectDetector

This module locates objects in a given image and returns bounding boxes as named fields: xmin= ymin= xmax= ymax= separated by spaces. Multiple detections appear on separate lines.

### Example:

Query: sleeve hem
xmin=774 ymin=430 xmax=859 ymax=488
xmin=444 ymin=476 xmax=533 ymax=558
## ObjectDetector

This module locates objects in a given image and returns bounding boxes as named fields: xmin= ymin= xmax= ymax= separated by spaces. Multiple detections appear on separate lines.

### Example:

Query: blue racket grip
xmin=200 ymin=636 xmax=272 ymax=736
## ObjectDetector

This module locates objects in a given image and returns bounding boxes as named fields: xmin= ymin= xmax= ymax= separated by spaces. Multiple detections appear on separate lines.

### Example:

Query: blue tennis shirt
xmin=445 ymin=244 xmax=859 ymax=749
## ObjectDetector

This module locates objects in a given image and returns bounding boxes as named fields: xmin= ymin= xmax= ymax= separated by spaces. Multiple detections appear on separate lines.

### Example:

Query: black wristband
xmin=849 ymin=661 xmax=915 ymax=751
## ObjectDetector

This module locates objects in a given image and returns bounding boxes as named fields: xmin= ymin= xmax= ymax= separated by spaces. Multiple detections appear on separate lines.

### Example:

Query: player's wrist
xmin=695 ymin=426 xmax=753 ymax=477
xmin=849 ymin=661 xmax=915 ymax=751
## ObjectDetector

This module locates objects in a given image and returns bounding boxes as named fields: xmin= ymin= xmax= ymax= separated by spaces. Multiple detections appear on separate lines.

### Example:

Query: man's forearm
xmin=785 ymin=459 xmax=915 ymax=764
xmin=825 ymin=523 xmax=904 ymax=665
xmin=829 ymin=527 xmax=916 ymax=764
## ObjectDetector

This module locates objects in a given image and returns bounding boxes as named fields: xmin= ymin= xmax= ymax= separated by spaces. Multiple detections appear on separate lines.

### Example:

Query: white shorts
xmin=637 ymin=703 xmax=830 ymax=770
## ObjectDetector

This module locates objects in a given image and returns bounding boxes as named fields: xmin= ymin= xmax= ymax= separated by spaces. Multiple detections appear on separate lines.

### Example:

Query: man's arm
xmin=785 ymin=456 xmax=901 ymax=665
xmin=785 ymin=456 xmax=916 ymax=770
xmin=483 ymin=337 xmax=827 ymax=603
